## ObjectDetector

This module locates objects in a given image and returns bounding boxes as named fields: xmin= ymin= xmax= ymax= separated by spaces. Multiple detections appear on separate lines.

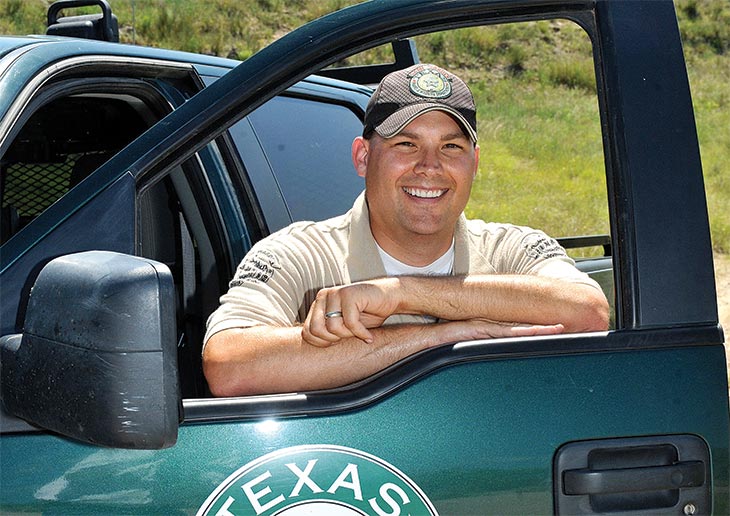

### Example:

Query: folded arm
xmin=304 ymin=274 xmax=609 ymax=346
xmin=203 ymin=318 xmax=563 ymax=396
xmin=204 ymin=274 xmax=608 ymax=396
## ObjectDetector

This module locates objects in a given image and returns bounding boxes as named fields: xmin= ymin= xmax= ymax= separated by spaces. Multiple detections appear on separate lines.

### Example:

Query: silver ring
xmin=325 ymin=310 xmax=343 ymax=319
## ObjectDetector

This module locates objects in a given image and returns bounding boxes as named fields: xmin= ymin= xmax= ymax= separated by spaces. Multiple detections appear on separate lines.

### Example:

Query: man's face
xmin=353 ymin=110 xmax=479 ymax=259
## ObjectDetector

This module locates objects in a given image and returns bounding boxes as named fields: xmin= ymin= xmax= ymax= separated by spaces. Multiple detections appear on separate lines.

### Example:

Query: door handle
xmin=563 ymin=460 xmax=705 ymax=495
xmin=554 ymin=435 xmax=711 ymax=515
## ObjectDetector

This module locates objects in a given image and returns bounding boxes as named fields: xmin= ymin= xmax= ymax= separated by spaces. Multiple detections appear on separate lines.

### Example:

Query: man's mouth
xmin=402 ymin=187 xmax=447 ymax=199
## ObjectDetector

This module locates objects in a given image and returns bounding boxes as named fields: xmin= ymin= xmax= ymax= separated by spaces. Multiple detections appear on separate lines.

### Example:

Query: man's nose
xmin=414 ymin=146 xmax=442 ymax=174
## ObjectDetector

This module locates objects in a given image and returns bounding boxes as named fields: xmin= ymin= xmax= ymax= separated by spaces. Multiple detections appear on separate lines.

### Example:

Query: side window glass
xmin=0 ymin=84 xmax=176 ymax=339
xmin=340 ymin=21 xmax=612 ymax=324
xmin=421 ymin=22 xmax=613 ymax=323
xmin=1 ymin=95 xmax=147 ymax=244
xmin=247 ymin=95 xmax=365 ymax=222
xmin=331 ymin=20 xmax=609 ymax=247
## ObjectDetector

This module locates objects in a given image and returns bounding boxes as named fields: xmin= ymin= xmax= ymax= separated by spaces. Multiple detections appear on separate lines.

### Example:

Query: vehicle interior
xmin=0 ymin=78 xmax=222 ymax=397
xmin=1 ymin=94 xmax=146 ymax=244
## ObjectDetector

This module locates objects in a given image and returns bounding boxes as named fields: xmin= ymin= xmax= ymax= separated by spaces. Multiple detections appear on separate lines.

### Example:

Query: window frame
xmin=182 ymin=8 xmax=620 ymax=416
xmin=177 ymin=0 xmax=718 ymax=418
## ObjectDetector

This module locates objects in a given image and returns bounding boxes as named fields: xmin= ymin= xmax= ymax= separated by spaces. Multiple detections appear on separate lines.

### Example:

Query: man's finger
xmin=304 ymin=297 xmax=343 ymax=344
xmin=341 ymin=304 xmax=373 ymax=343
xmin=509 ymin=323 xmax=565 ymax=336
xmin=324 ymin=308 xmax=356 ymax=339
xmin=322 ymin=291 xmax=355 ymax=339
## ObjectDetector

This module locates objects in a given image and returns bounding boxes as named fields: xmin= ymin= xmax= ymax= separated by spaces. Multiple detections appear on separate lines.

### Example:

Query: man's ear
xmin=352 ymin=136 xmax=369 ymax=178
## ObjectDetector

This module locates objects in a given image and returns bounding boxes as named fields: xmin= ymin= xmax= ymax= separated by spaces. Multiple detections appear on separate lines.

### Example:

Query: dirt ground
xmin=716 ymin=253 xmax=730 ymax=379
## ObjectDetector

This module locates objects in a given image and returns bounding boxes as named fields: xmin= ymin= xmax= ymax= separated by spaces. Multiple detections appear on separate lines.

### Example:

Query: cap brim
xmin=374 ymin=104 xmax=477 ymax=143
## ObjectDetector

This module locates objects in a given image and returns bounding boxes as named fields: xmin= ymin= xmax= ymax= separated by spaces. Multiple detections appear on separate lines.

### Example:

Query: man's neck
xmin=371 ymin=231 xmax=455 ymax=267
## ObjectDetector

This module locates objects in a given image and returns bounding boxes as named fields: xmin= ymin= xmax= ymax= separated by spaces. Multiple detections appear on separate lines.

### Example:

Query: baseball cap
xmin=362 ymin=63 xmax=477 ymax=143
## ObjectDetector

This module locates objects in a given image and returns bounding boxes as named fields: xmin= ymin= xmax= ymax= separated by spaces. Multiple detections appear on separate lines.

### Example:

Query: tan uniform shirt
xmin=204 ymin=193 xmax=600 ymax=344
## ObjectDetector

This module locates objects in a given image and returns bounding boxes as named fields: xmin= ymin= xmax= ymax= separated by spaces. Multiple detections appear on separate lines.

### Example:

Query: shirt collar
xmin=346 ymin=192 xmax=470 ymax=280
xmin=347 ymin=192 xmax=386 ymax=282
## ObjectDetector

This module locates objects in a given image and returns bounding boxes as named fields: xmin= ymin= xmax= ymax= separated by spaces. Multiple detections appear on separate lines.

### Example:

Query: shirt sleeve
xmin=492 ymin=226 xmax=604 ymax=290
xmin=203 ymin=236 xmax=316 ymax=345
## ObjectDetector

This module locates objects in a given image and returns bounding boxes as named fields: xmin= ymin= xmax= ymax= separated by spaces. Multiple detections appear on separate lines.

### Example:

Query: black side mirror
xmin=1 ymin=251 xmax=179 ymax=449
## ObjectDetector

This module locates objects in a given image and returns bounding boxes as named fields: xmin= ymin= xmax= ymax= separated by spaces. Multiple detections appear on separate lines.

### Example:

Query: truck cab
xmin=0 ymin=0 xmax=727 ymax=514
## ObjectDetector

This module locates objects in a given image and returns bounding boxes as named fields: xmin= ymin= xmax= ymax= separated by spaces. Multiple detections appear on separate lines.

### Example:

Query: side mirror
xmin=1 ymin=251 xmax=179 ymax=449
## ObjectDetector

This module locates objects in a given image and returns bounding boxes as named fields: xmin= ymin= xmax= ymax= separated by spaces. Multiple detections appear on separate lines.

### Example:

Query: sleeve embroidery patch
xmin=230 ymin=249 xmax=282 ymax=286
xmin=522 ymin=234 xmax=566 ymax=260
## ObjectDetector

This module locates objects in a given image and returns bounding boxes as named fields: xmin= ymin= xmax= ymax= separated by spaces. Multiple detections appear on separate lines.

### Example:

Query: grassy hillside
xmin=1 ymin=0 xmax=728 ymax=251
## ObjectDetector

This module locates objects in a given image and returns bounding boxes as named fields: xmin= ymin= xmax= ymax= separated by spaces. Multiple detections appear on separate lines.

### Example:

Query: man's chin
xmin=400 ymin=218 xmax=452 ymax=239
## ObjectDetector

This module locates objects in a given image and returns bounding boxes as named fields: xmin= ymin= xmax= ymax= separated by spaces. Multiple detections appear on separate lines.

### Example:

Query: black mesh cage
xmin=1 ymin=152 xmax=110 ymax=243
xmin=3 ymin=155 xmax=78 ymax=218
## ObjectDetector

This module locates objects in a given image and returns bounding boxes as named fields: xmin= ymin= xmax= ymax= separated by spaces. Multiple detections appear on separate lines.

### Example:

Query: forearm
xmin=395 ymin=274 xmax=609 ymax=332
xmin=203 ymin=324 xmax=443 ymax=397
xmin=304 ymin=273 xmax=608 ymax=345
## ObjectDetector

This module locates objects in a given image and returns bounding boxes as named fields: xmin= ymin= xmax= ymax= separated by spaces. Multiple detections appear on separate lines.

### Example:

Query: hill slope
xmin=1 ymin=0 xmax=728 ymax=251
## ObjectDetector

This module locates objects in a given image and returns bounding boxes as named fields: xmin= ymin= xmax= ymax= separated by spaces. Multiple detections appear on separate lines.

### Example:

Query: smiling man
xmin=203 ymin=64 xmax=609 ymax=397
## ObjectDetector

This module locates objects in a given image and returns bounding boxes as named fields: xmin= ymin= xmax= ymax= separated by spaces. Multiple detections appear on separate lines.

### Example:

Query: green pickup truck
xmin=1 ymin=0 xmax=727 ymax=514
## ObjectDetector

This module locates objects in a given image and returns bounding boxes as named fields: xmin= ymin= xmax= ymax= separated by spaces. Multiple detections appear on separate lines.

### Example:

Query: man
xmin=203 ymin=63 xmax=609 ymax=397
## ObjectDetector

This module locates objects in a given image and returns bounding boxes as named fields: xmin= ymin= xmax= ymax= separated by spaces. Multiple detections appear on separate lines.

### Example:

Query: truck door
xmin=180 ymin=2 xmax=730 ymax=513
xmin=1 ymin=1 xmax=727 ymax=515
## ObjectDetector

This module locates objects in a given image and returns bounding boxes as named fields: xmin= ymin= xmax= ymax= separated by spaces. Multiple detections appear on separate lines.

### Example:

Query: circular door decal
xmin=197 ymin=445 xmax=438 ymax=516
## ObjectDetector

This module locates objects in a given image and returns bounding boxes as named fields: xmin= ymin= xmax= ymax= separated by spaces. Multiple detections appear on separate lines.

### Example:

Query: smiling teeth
xmin=403 ymin=187 xmax=446 ymax=198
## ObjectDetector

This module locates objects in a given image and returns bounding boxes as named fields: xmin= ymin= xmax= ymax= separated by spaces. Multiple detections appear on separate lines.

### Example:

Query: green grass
xmin=466 ymin=79 xmax=607 ymax=239
xmin=677 ymin=0 xmax=730 ymax=253
xmin=685 ymin=53 xmax=730 ymax=252
xmin=1 ymin=0 xmax=728 ymax=252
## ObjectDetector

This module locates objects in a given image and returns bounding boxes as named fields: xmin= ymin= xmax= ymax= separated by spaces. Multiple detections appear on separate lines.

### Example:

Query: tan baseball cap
xmin=362 ymin=63 xmax=477 ymax=143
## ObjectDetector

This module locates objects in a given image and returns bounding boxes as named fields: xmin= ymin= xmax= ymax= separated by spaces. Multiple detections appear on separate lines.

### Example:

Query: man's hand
xmin=302 ymin=278 xmax=402 ymax=346
xmin=301 ymin=272 xmax=608 ymax=347
xmin=301 ymin=275 xmax=568 ymax=347
xmin=432 ymin=319 xmax=565 ymax=343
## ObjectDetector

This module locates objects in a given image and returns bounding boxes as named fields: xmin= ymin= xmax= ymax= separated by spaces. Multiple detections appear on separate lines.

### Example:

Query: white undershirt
xmin=376 ymin=240 xmax=455 ymax=277
xmin=376 ymin=240 xmax=455 ymax=323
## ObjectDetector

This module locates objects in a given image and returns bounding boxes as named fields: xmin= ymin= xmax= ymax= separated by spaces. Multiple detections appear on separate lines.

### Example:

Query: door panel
xmin=1 ymin=345 xmax=726 ymax=514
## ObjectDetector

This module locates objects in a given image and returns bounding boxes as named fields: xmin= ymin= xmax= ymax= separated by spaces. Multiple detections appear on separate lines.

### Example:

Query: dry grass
xmin=715 ymin=253 xmax=730 ymax=382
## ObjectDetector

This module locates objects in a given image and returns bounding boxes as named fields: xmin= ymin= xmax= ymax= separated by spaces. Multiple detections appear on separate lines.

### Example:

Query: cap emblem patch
xmin=409 ymin=69 xmax=452 ymax=99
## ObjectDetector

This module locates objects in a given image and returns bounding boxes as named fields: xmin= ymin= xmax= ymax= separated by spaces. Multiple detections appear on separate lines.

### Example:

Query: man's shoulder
xmin=463 ymin=217 xmax=564 ymax=256
xmin=249 ymin=212 xmax=353 ymax=262
xmin=270 ymin=211 xmax=352 ymax=239
xmin=463 ymin=217 xmax=533 ymax=238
